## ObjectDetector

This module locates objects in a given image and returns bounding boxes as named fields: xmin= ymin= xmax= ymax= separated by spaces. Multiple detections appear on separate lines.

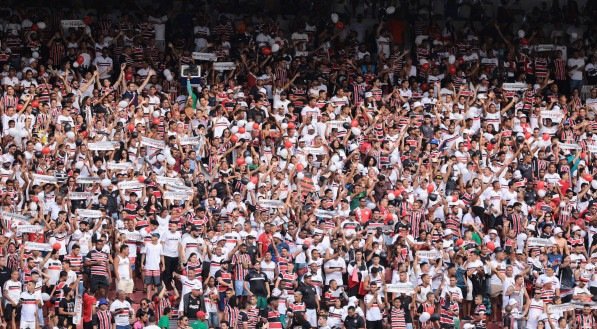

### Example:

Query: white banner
xmin=166 ymin=183 xmax=193 ymax=192
xmin=259 ymin=199 xmax=285 ymax=209
xmin=192 ymin=52 xmax=217 ymax=61
xmin=386 ymin=283 xmax=415 ymax=294
xmin=417 ymin=250 xmax=441 ymax=259
xmin=303 ymin=147 xmax=327 ymax=155
xmin=326 ymin=120 xmax=347 ymax=130
xmin=140 ymin=137 xmax=166 ymax=149
xmin=180 ymin=136 xmax=201 ymax=146
xmin=32 ymin=174 xmax=57 ymax=184
xmin=156 ymin=176 xmax=183 ymax=185
xmin=61 ymin=20 xmax=85 ymax=28
xmin=213 ymin=62 xmax=236 ymax=71
xmin=502 ymin=83 xmax=528 ymax=91
xmin=163 ymin=191 xmax=192 ymax=201
xmin=17 ymin=225 xmax=44 ymax=234
xmin=24 ymin=242 xmax=52 ymax=251
xmin=88 ymin=141 xmax=116 ymax=151
xmin=315 ymin=209 xmax=337 ymax=218
xmin=1 ymin=212 xmax=31 ymax=222
xmin=547 ymin=303 xmax=576 ymax=313
xmin=540 ymin=110 xmax=563 ymax=122
xmin=588 ymin=144 xmax=597 ymax=154
xmin=117 ymin=181 xmax=145 ymax=190
xmin=558 ymin=142 xmax=581 ymax=151
xmin=76 ymin=209 xmax=102 ymax=218
xmin=76 ymin=176 xmax=100 ymax=184
xmin=72 ymin=296 xmax=82 ymax=324
xmin=68 ymin=192 xmax=93 ymax=200
xmin=527 ymin=238 xmax=554 ymax=247
xmin=107 ymin=162 xmax=133 ymax=171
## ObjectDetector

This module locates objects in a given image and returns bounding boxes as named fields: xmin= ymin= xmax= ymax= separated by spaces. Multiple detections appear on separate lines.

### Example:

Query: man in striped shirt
xmin=84 ymin=238 xmax=111 ymax=293
xmin=231 ymin=244 xmax=251 ymax=301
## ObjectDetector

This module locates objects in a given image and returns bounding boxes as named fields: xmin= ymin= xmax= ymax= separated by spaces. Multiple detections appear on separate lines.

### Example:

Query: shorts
xmin=117 ymin=278 xmax=134 ymax=293
xmin=4 ymin=304 xmax=19 ymax=321
xmin=20 ymin=320 xmax=36 ymax=329
xmin=144 ymin=275 xmax=161 ymax=286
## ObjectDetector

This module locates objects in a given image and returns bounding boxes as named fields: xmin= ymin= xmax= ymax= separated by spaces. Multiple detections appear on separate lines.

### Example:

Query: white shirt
xmin=161 ymin=230 xmax=181 ymax=258
xmin=144 ymin=243 xmax=163 ymax=270
xmin=567 ymin=57 xmax=585 ymax=80
xmin=110 ymin=299 xmax=133 ymax=326
xmin=364 ymin=293 xmax=383 ymax=320
xmin=19 ymin=291 xmax=39 ymax=322
xmin=324 ymin=257 xmax=346 ymax=285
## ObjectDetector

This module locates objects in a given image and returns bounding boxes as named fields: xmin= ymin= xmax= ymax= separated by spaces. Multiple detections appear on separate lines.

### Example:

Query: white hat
xmin=513 ymin=170 xmax=522 ymax=179
xmin=443 ymin=228 xmax=453 ymax=236
xmin=477 ymin=93 xmax=487 ymax=100
xmin=364 ymin=92 xmax=373 ymax=98
xmin=572 ymin=225 xmax=581 ymax=232
xmin=479 ymin=74 xmax=488 ymax=80
xmin=489 ymin=229 xmax=498 ymax=235
xmin=527 ymin=224 xmax=536 ymax=231
xmin=412 ymin=101 xmax=423 ymax=108
xmin=235 ymin=92 xmax=245 ymax=99
xmin=554 ymin=227 xmax=563 ymax=235
xmin=258 ymin=87 xmax=267 ymax=94
xmin=463 ymin=324 xmax=476 ymax=329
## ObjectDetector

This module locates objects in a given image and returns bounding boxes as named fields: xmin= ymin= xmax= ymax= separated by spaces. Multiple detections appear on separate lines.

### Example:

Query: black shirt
xmin=244 ymin=270 xmax=269 ymax=296
xmin=297 ymin=282 xmax=318 ymax=309
xmin=344 ymin=314 xmax=365 ymax=329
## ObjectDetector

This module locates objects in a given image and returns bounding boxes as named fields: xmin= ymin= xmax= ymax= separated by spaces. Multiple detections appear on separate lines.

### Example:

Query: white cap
xmin=463 ymin=324 xmax=476 ymax=329
xmin=258 ymin=87 xmax=267 ymax=95
xmin=364 ymin=92 xmax=373 ymax=98
xmin=235 ymin=92 xmax=245 ymax=99
xmin=412 ymin=101 xmax=423 ymax=108
xmin=513 ymin=170 xmax=522 ymax=179
xmin=443 ymin=228 xmax=453 ymax=236
xmin=572 ymin=225 xmax=581 ymax=232
xmin=554 ymin=227 xmax=563 ymax=235
xmin=489 ymin=229 xmax=498 ymax=235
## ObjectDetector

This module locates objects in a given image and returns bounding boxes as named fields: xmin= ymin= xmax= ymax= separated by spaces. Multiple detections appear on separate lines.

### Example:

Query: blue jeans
xmin=116 ymin=325 xmax=130 ymax=329
xmin=234 ymin=280 xmax=248 ymax=296
xmin=208 ymin=312 xmax=219 ymax=328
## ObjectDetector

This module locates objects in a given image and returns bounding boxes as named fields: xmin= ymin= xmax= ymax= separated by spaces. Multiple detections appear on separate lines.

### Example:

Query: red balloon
xmin=41 ymin=147 xmax=50 ymax=155
xmin=524 ymin=131 xmax=531 ymax=139
xmin=76 ymin=55 xmax=85 ymax=65
xmin=584 ymin=174 xmax=593 ymax=182
xmin=351 ymin=119 xmax=359 ymax=127
xmin=230 ymin=135 xmax=238 ymax=143
xmin=253 ymin=123 xmax=260 ymax=130
xmin=536 ymin=181 xmax=545 ymax=190
xmin=422 ymin=63 xmax=430 ymax=71
xmin=152 ymin=118 xmax=160 ymax=125
xmin=239 ymin=127 xmax=246 ymax=134
xmin=386 ymin=213 xmax=394 ymax=221
xmin=261 ymin=47 xmax=272 ymax=56
xmin=335 ymin=22 xmax=345 ymax=30
xmin=32 ymin=196 xmax=39 ymax=202
xmin=288 ymin=122 xmax=296 ymax=129
xmin=542 ymin=133 xmax=550 ymax=141
xmin=137 ymin=176 xmax=145 ymax=183
xmin=31 ymin=100 xmax=39 ymax=108
xmin=236 ymin=158 xmax=245 ymax=166
xmin=296 ymin=163 xmax=304 ymax=172
xmin=125 ymin=72 xmax=133 ymax=81
xmin=52 ymin=243 xmax=61 ymax=251
xmin=426 ymin=184 xmax=435 ymax=193
xmin=80 ymin=131 xmax=88 ymax=138
xmin=486 ymin=241 xmax=495 ymax=251
xmin=448 ymin=65 xmax=457 ymax=75
xmin=456 ymin=238 xmax=464 ymax=246
xmin=284 ymin=140 xmax=293 ymax=149
xmin=128 ymin=123 xmax=135 ymax=132
xmin=16 ymin=104 xmax=23 ymax=111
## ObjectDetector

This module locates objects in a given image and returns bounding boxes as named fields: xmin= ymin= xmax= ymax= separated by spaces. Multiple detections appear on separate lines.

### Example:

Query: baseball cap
xmin=98 ymin=298 xmax=109 ymax=306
